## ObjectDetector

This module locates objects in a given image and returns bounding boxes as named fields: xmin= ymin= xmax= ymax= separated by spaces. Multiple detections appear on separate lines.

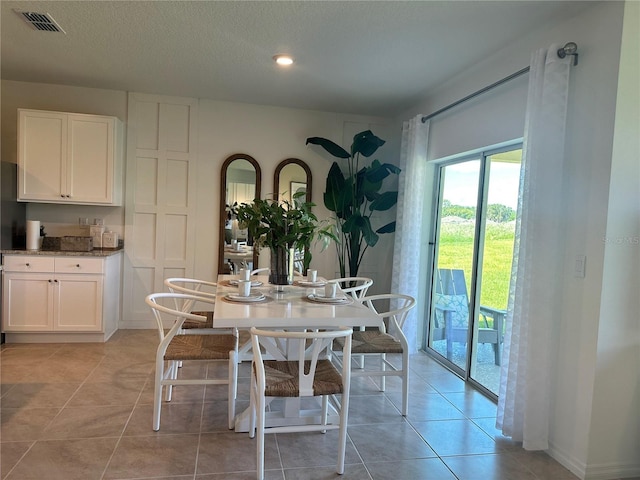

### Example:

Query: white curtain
xmin=391 ymin=115 xmax=429 ymax=353
xmin=497 ymin=44 xmax=572 ymax=450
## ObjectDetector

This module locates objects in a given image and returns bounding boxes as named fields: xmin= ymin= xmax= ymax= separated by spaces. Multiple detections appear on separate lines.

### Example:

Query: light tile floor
xmin=0 ymin=329 xmax=582 ymax=480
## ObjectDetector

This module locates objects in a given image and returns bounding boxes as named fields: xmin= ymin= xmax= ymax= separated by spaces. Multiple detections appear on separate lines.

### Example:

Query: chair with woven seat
xmin=248 ymin=326 xmax=353 ymax=480
xmin=145 ymin=292 xmax=238 ymax=430
xmin=332 ymin=293 xmax=415 ymax=415
xmin=329 ymin=277 xmax=373 ymax=368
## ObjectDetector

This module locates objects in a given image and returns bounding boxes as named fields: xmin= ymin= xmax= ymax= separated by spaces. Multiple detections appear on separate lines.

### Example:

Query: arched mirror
xmin=274 ymin=158 xmax=313 ymax=273
xmin=218 ymin=154 xmax=261 ymax=274
xmin=273 ymin=158 xmax=312 ymax=205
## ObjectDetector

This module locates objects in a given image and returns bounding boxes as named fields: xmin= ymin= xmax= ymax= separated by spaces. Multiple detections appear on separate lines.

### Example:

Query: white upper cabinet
xmin=18 ymin=109 xmax=123 ymax=205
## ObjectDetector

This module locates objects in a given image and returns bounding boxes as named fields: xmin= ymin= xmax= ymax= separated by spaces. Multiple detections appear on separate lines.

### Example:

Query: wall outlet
xmin=574 ymin=254 xmax=586 ymax=278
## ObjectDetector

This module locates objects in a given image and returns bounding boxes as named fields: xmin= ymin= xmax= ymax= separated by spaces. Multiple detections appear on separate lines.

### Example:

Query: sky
xmin=443 ymin=159 xmax=521 ymax=209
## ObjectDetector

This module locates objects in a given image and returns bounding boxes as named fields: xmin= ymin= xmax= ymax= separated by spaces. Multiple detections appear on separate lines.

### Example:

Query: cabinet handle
xmin=61 ymin=194 xmax=65 ymax=198
xmin=76 ymin=264 xmax=81 ymax=268
xmin=54 ymin=279 xmax=58 ymax=283
xmin=48 ymin=279 xmax=53 ymax=283
xmin=25 ymin=263 xmax=30 ymax=267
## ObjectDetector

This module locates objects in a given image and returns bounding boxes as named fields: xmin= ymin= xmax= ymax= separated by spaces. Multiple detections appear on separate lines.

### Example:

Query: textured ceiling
xmin=1 ymin=1 xmax=593 ymax=117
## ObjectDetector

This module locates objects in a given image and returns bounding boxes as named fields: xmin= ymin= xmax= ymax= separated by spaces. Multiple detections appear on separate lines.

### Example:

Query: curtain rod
xmin=421 ymin=67 xmax=529 ymax=123
xmin=421 ymin=42 xmax=578 ymax=123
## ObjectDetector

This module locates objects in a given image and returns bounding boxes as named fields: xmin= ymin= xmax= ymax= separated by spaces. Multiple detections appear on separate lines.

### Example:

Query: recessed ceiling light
xmin=273 ymin=55 xmax=294 ymax=66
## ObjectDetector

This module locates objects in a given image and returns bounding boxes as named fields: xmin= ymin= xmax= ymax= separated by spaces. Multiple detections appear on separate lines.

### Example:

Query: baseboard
xmin=548 ymin=441 xmax=640 ymax=480
xmin=547 ymin=441 xmax=587 ymax=479
xmin=584 ymin=461 xmax=640 ymax=480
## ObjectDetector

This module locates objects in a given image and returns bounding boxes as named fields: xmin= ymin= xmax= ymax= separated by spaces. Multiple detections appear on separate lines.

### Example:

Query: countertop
xmin=1 ymin=247 xmax=124 ymax=257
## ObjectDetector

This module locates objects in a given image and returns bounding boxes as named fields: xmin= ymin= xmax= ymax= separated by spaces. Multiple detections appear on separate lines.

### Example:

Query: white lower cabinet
xmin=2 ymin=254 xmax=121 ymax=342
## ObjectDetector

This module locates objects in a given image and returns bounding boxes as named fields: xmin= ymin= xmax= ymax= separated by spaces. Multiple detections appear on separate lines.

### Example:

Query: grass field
xmin=437 ymin=219 xmax=515 ymax=312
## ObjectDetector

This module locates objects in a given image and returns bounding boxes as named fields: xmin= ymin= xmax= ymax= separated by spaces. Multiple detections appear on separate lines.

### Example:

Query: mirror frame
xmin=273 ymin=158 xmax=312 ymax=204
xmin=218 ymin=153 xmax=262 ymax=274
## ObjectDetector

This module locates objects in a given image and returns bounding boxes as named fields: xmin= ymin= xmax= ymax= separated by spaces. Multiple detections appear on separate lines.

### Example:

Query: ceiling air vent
xmin=16 ymin=11 xmax=66 ymax=33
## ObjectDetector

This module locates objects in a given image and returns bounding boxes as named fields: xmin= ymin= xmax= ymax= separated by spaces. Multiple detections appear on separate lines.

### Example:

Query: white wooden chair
xmin=248 ymin=327 xmax=353 ymax=480
xmin=329 ymin=277 xmax=373 ymax=367
xmin=330 ymin=276 xmax=373 ymax=300
xmin=164 ymin=277 xmax=218 ymax=332
xmin=332 ymin=293 xmax=415 ymax=415
xmin=145 ymin=292 xmax=238 ymax=430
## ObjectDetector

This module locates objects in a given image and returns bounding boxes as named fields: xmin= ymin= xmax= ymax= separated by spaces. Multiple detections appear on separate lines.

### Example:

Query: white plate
xmin=225 ymin=293 xmax=266 ymax=303
xmin=227 ymin=279 xmax=263 ymax=287
xmin=295 ymin=280 xmax=327 ymax=287
xmin=306 ymin=294 xmax=352 ymax=305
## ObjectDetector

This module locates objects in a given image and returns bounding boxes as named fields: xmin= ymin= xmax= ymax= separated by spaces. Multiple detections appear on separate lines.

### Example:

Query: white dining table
xmin=213 ymin=274 xmax=380 ymax=431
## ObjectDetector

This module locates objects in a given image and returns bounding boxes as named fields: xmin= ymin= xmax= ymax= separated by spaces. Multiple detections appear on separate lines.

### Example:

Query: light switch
xmin=574 ymin=254 xmax=586 ymax=278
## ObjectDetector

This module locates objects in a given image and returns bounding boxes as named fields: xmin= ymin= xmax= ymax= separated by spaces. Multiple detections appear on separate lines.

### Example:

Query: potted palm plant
xmin=306 ymin=130 xmax=400 ymax=278
xmin=234 ymin=194 xmax=334 ymax=285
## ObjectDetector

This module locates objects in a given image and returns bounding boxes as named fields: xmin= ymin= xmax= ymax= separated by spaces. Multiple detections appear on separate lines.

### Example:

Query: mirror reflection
xmin=219 ymin=154 xmax=261 ymax=274
xmin=274 ymin=158 xmax=312 ymax=205
xmin=274 ymin=158 xmax=313 ymax=274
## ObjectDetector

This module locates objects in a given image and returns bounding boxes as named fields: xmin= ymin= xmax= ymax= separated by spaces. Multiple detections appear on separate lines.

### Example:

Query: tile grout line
xmin=99 ymin=367 xmax=151 ymax=480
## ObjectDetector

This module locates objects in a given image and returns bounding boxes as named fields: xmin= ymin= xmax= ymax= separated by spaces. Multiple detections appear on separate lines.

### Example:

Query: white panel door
xmin=123 ymin=94 xmax=198 ymax=328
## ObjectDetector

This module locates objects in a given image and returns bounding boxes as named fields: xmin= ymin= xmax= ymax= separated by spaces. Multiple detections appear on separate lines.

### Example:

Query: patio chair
xmin=248 ymin=326 xmax=353 ymax=480
xmin=432 ymin=268 xmax=504 ymax=365
xmin=145 ymin=292 xmax=238 ymax=430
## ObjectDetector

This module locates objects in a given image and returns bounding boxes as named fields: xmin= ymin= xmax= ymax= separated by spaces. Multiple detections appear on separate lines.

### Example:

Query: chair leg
xmin=493 ymin=342 xmax=501 ymax=366
xmin=228 ymin=352 xmax=238 ymax=429
xmin=321 ymin=395 xmax=329 ymax=433
xmin=401 ymin=351 xmax=409 ymax=416
xmin=256 ymin=392 xmax=265 ymax=480
xmin=164 ymin=361 xmax=176 ymax=402
xmin=337 ymin=392 xmax=350 ymax=475
xmin=249 ymin=377 xmax=256 ymax=438
xmin=153 ymin=357 xmax=164 ymax=431
xmin=380 ymin=354 xmax=386 ymax=392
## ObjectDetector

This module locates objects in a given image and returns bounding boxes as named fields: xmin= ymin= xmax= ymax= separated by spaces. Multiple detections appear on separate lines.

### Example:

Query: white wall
xmin=396 ymin=2 xmax=638 ymax=478
xmin=194 ymin=99 xmax=396 ymax=291
xmin=587 ymin=2 xmax=640 ymax=478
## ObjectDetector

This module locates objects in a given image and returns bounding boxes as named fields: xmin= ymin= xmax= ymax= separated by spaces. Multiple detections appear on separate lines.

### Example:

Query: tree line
xmin=442 ymin=200 xmax=516 ymax=223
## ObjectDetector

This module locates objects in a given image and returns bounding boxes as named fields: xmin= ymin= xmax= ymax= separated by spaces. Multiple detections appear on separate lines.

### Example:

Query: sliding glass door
xmin=426 ymin=146 xmax=521 ymax=398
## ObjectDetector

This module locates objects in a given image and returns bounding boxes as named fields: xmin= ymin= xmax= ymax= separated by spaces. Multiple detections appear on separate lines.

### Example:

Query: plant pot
xmin=269 ymin=247 xmax=294 ymax=285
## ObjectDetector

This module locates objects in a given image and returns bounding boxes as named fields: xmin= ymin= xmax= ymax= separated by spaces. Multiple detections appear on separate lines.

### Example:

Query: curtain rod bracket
xmin=557 ymin=42 xmax=579 ymax=66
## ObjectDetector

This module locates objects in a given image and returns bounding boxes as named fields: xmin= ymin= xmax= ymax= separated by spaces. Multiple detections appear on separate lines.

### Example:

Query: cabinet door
xmin=18 ymin=110 xmax=66 ymax=201
xmin=2 ymin=273 xmax=54 ymax=331
xmin=67 ymin=115 xmax=115 ymax=204
xmin=54 ymin=274 xmax=103 ymax=331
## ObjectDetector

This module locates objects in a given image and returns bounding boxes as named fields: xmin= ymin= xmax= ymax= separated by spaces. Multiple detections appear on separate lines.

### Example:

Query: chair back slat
xmin=361 ymin=293 xmax=416 ymax=333
xmin=330 ymin=277 xmax=373 ymax=300
xmin=164 ymin=277 xmax=217 ymax=313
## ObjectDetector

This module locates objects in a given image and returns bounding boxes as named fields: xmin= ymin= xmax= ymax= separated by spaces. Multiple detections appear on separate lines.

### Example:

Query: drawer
xmin=54 ymin=257 xmax=104 ymax=274
xmin=2 ymin=255 xmax=55 ymax=272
